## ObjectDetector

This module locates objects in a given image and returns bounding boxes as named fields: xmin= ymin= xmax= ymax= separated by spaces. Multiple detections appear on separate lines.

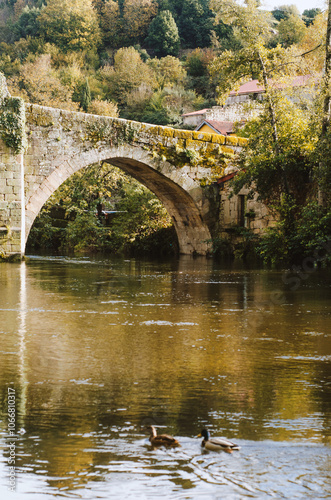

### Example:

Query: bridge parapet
xmin=25 ymin=103 xmax=245 ymax=171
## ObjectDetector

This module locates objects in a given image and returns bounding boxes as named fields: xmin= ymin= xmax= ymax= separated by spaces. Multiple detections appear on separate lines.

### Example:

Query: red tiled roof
xmin=181 ymin=108 xmax=210 ymax=117
xmin=195 ymin=120 xmax=234 ymax=135
xmin=229 ymin=75 xmax=316 ymax=96
xmin=217 ymin=172 xmax=237 ymax=184
xmin=229 ymin=80 xmax=263 ymax=95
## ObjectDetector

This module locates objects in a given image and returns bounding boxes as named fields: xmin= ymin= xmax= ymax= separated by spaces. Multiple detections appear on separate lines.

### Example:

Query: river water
xmin=0 ymin=255 xmax=330 ymax=499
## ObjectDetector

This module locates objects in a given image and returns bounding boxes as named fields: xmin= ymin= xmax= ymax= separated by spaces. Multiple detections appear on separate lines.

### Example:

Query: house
xmin=183 ymin=75 xmax=318 ymax=128
xmin=181 ymin=108 xmax=211 ymax=127
xmin=226 ymin=80 xmax=264 ymax=105
xmin=195 ymin=119 xmax=234 ymax=136
xmin=226 ymin=75 xmax=317 ymax=105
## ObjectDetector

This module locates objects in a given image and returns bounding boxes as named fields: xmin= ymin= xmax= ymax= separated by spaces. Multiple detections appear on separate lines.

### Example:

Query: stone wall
xmin=205 ymin=104 xmax=263 ymax=123
xmin=0 ymin=139 xmax=22 ymax=256
xmin=219 ymin=181 xmax=276 ymax=238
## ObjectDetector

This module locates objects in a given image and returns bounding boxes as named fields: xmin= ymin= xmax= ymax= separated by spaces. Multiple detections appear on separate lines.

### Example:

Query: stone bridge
xmin=0 ymin=81 xmax=245 ymax=258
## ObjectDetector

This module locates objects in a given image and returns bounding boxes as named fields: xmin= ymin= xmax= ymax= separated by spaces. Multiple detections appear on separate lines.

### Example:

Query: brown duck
xmin=145 ymin=425 xmax=180 ymax=448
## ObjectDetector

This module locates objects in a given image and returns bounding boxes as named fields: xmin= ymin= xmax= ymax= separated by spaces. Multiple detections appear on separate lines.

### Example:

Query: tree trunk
xmin=319 ymin=0 xmax=331 ymax=205
xmin=322 ymin=0 xmax=331 ymax=136
xmin=258 ymin=51 xmax=290 ymax=196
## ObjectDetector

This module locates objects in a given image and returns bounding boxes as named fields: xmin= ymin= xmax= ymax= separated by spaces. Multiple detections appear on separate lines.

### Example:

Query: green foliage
xmin=313 ymin=126 xmax=331 ymax=202
xmin=177 ymin=0 xmax=214 ymax=48
xmin=100 ymin=46 xmax=156 ymax=108
xmin=26 ymin=212 xmax=66 ymax=251
xmin=148 ymin=55 xmax=187 ymax=89
xmin=302 ymin=8 xmax=322 ymax=27
xmin=232 ymin=97 xmax=317 ymax=208
xmin=145 ymin=10 xmax=180 ymax=57
xmin=257 ymin=203 xmax=331 ymax=266
xmin=107 ymin=182 xmax=174 ymax=254
xmin=276 ymin=14 xmax=307 ymax=48
xmin=209 ymin=3 xmax=292 ymax=104
xmin=27 ymin=163 xmax=176 ymax=256
xmin=142 ymin=90 xmax=170 ymax=124
xmin=0 ymin=94 xmax=27 ymax=153
xmin=142 ymin=85 xmax=204 ymax=125
xmin=293 ymin=203 xmax=331 ymax=257
xmin=185 ymin=47 xmax=217 ymax=99
xmin=209 ymin=0 xmax=317 ymax=218
xmin=12 ymin=6 xmax=42 ymax=41
xmin=65 ymin=211 xmax=108 ymax=253
xmin=213 ymin=18 xmax=240 ymax=51
xmin=7 ymin=53 xmax=79 ymax=110
xmin=271 ymin=4 xmax=300 ymax=22
xmin=209 ymin=235 xmax=233 ymax=258
xmin=80 ymin=78 xmax=91 ymax=112
xmin=38 ymin=0 xmax=101 ymax=53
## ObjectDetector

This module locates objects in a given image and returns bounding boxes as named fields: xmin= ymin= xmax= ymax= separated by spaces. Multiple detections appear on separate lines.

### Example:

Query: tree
xmin=123 ymin=82 xmax=154 ymax=121
xmin=80 ymin=78 xmax=91 ymax=112
xmin=232 ymin=98 xmax=315 ymax=209
xmin=302 ymin=8 xmax=322 ymax=27
xmin=276 ymin=14 xmax=307 ymax=47
xmin=99 ymin=0 xmax=123 ymax=48
xmin=7 ymin=54 xmax=79 ymax=110
xmin=298 ymin=10 xmax=326 ymax=72
xmin=148 ymin=55 xmax=187 ymax=89
xmin=271 ymin=4 xmax=300 ymax=22
xmin=13 ymin=6 xmax=41 ymax=40
xmin=123 ymin=0 xmax=158 ymax=42
xmin=209 ymin=0 xmax=315 ymax=213
xmin=213 ymin=17 xmax=241 ymax=51
xmin=100 ymin=46 xmax=156 ymax=107
xmin=145 ymin=10 xmax=180 ymax=57
xmin=185 ymin=47 xmax=217 ymax=99
xmin=142 ymin=85 xmax=204 ymax=125
xmin=37 ymin=0 xmax=101 ymax=52
xmin=318 ymin=0 xmax=331 ymax=204
xmin=177 ymin=0 xmax=215 ymax=48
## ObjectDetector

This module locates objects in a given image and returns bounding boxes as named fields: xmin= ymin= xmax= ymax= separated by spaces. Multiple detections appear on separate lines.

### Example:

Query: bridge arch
xmin=1 ymin=101 xmax=245 ymax=257
xmin=25 ymin=143 xmax=212 ymax=255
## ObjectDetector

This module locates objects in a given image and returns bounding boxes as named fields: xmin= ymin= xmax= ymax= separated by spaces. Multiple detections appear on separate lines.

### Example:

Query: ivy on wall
xmin=0 ymin=72 xmax=27 ymax=154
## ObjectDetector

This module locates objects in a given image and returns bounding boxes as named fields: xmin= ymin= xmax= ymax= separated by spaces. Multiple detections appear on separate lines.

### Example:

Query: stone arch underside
xmin=106 ymin=157 xmax=211 ymax=255
xmin=25 ymin=155 xmax=212 ymax=255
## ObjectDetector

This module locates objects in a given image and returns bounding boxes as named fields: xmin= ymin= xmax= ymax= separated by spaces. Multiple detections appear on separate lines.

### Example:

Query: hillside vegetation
xmin=1 ymin=1 xmax=330 ymax=264
xmin=0 ymin=1 xmax=323 ymax=123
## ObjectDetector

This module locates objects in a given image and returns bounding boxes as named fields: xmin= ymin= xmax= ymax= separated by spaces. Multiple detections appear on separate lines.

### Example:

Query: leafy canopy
xmin=38 ymin=0 xmax=101 ymax=53
xmin=209 ymin=0 xmax=316 ymax=210
xmin=145 ymin=10 xmax=180 ymax=57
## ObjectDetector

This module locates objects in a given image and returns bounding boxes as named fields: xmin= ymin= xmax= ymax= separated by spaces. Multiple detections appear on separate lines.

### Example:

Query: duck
xmin=198 ymin=428 xmax=240 ymax=453
xmin=145 ymin=425 xmax=180 ymax=448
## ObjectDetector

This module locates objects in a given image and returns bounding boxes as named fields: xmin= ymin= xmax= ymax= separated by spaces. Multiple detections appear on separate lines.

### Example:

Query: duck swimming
xmin=198 ymin=429 xmax=240 ymax=453
xmin=145 ymin=425 xmax=180 ymax=448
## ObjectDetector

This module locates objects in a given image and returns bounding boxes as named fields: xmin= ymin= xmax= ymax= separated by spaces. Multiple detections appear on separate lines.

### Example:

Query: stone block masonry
xmin=0 ymin=140 xmax=22 ymax=256
xmin=1 ymin=99 xmax=247 ymax=258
